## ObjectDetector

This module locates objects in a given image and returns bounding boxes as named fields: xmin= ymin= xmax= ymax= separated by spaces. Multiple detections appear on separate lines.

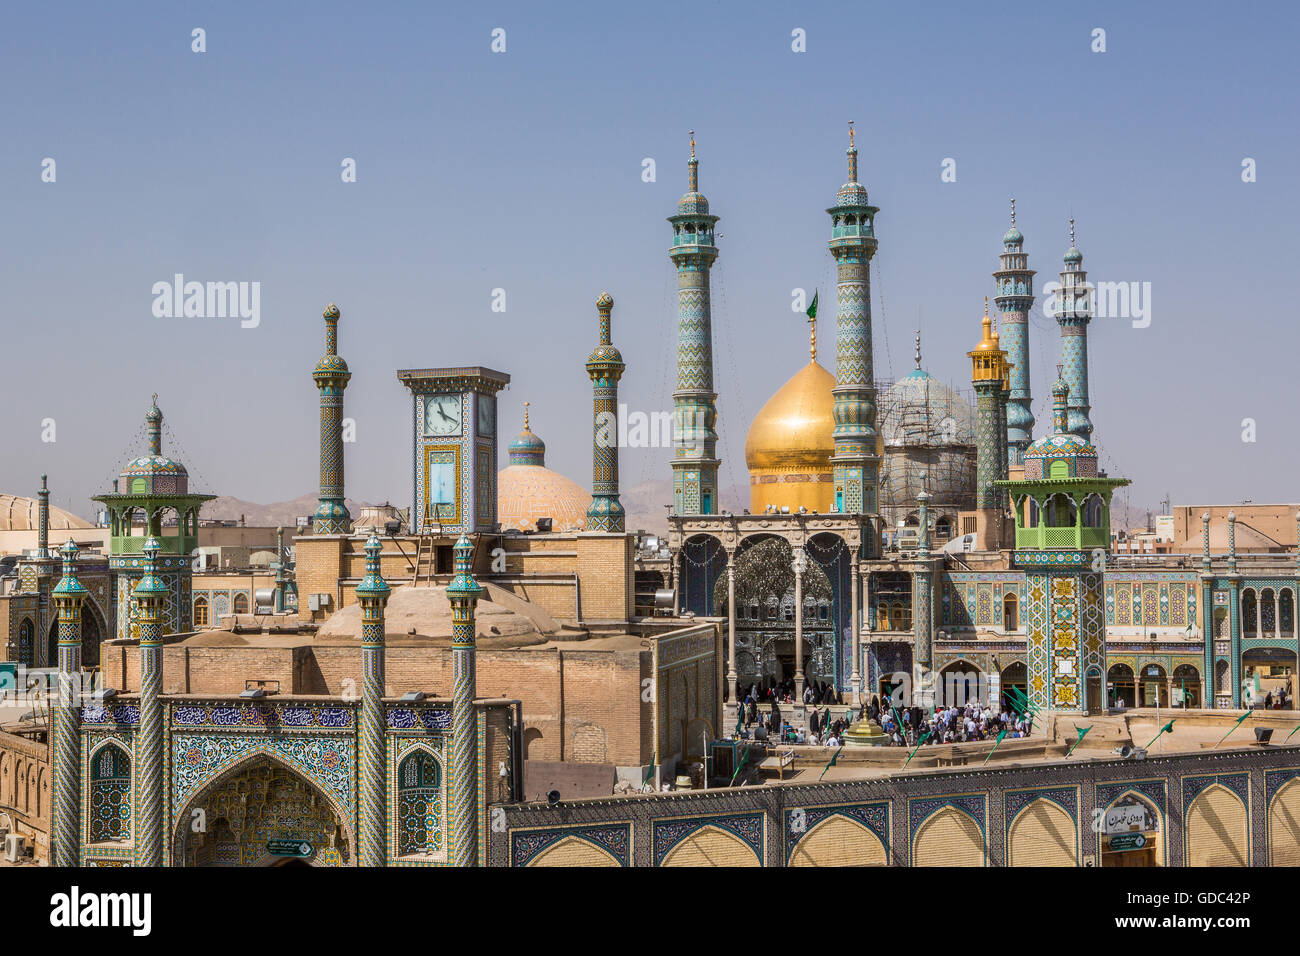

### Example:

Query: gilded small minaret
xmin=51 ymin=539 xmax=87 ymax=867
xmin=354 ymin=533 xmax=391 ymax=867
xmin=995 ymin=199 xmax=1036 ymax=468
xmin=586 ymin=292 xmax=626 ymax=532
xmin=1056 ymin=218 xmax=1094 ymax=441
xmin=132 ymin=536 xmax=168 ymax=867
xmin=446 ymin=534 xmax=483 ymax=866
xmin=969 ymin=299 xmax=1011 ymax=550
xmin=668 ymin=132 xmax=721 ymax=514
xmin=827 ymin=123 xmax=882 ymax=513
xmin=312 ymin=303 xmax=352 ymax=535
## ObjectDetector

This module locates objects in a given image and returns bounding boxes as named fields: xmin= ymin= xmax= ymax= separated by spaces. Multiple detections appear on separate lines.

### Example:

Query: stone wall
xmin=490 ymin=743 xmax=1300 ymax=867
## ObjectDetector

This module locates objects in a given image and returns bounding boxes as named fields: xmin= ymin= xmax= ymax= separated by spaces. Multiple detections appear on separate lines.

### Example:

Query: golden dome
xmin=745 ymin=360 xmax=837 ymax=513
xmin=497 ymin=465 xmax=589 ymax=532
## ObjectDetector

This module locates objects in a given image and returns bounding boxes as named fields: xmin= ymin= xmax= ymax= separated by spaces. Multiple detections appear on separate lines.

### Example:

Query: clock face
xmin=424 ymin=395 xmax=461 ymax=436
xmin=477 ymin=397 xmax=495 ymax=437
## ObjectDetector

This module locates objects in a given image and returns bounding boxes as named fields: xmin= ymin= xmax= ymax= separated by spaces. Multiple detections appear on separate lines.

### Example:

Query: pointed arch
xmin=660 ymin=824 xmax=760 ymax=867
xmin=789 ymin=813 xmax=887 ymax=867
xmin=1268 ymin=777 xmax=1300 ymax=866
xmin=1007 ymin=797 xmax=1077 ymax=866
xmin=526 ymin=835 xmax=621 ymax=867
xmin=1185 ymin=783 xmax=1248 ymax=866
xmin=913 ymin=805 xmax=985 ymax=867
xmin=171 ymin=750 xmax=354 ymax=866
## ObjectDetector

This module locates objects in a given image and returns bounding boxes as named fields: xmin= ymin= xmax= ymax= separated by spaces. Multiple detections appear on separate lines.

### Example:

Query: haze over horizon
xmin=2 ymin=1 xmax=1294 ymax=522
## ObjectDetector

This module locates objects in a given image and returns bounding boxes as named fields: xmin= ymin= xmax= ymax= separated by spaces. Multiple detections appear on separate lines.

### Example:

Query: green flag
xmin=806 ymin=290 xmax=818 ymax=319
xmin=1066 ymin=724 xmax=1093 ymax=757
xmin=730 ymin=744 xmax=753 ymax=786
xmin=902 ymin=730 xmax=932 ymax=768
xmin=1213 ymin=710 xmax=1252 ymax=749
xmin=643 ymin=752 xmax=657 ymax=787
xmin=981 ymin=729 xmax=1009 ymax=765
xmin=819 ymin=747 xmax=844 ymax=781
xmin=1285 ymin=722 xmax=1300 ymax=743
xmin=1143 ymin=719 xmax=1176 ymax=750
xmin=735 ymin=709 xmax=744 ymax=736
xmin=1006 ymin=686 xmax=1039 ymax=719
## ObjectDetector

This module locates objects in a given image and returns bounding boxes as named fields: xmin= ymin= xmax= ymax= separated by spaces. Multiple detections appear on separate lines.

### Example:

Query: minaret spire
xmin=312 ymin=303 xmax=352 ymax=534
xmin=969 ymin=298 xmax=1011 ymax=550
xmin=132 ymin=536 xmax=168 ymax=866
xmin=827 ymin=127 xmax=882 ymax=513
xmin=914 ymin=329 xmax=922 ymax=370
xmin=668 ymin=131 xmax=721 ymax=515
xmin=355 ymin=533 xmax=391 ymax=867
xmin=587 ymin=293 xmax=626 ymax=531
xmin=994 ymin=199 xmax=1036 ymax=469
xmin=51 ymin=539 xmax=86 ymax=867
xmin=1056 ymin=217 xmax=1094 ymax=441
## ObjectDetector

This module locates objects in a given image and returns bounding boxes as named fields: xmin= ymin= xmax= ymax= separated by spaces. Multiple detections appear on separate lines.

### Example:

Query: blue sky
xmin=1 ymin=0 xmax=1295 ymax=521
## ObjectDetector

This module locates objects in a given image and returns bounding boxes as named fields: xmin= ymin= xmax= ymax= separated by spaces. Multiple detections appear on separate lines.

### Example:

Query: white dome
xmin=879 ymin=369 xmax=976 ymax=447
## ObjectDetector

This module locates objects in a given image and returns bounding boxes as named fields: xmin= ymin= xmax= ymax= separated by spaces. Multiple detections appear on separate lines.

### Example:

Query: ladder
xmin=413 ymin=534 xmax=436 ymax=586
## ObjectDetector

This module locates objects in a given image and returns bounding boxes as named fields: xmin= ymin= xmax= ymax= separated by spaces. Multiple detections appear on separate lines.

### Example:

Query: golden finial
xmin=809 ymin=309 xmax=817 ymax=363
xmin=689 ymin=129 xmax=696 ymax=160
xmin=523 ymin=400 xmax=531 ymax=431
xmin=848 ymin=120 xmax=855 ymax=148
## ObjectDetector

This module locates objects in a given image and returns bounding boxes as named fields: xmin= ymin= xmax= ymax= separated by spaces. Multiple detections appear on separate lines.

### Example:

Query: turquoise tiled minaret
xmin=446 ymin=534 xmax=483 ymax=866
xmin=132 ymin=536 xmax=168 ymax=866
xmin=312 ymin=303 xmax=352 ymax=535
xmin=995 ymin=200 xmax=1036 ymax=468
xmin=1055 ymin=219 xmax=1094 ymax=442
xmin=354 ymin=533 xmax=391 ymax=867
xmin=51 ymin=539 xmax=86 ymax=867
xmin=826 ymin=124 xmax=881 ymax=513
xmin=586 ymin=292 xmax=626 ymax=532
xmin=668 ymin=132 xmax=721 ymax=515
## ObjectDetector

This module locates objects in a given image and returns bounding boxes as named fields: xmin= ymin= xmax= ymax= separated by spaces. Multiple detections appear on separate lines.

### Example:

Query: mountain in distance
xmin=199 ymin=493 xmax=372 ymax=528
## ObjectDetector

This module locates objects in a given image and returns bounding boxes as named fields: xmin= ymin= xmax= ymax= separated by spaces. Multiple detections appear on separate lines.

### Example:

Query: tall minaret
xmin=668 ymin=132 xmax=721 ymax=515
xmin=51 ymin=539 xmax=86 ymax=868
xmin=1055 ymin=218 xmax=1094 ymax=441
xmin=995 ymin=200 xmax=1036 ymax=467
xmin=132 ymin=536 xmax=168 ymax=867
xmin=446 ymin=534 xmax=483 ymax=866
xmin=37 ymin=474 xmax=50 ymax=559
xmin=312 ymin=303 xmax=352 ymax=535
xmin=827 ymin=123 xmax=882 ymax=513
xmin=355 ymin=533 xmax=391 ymax=868
xmin=969 ymin=299 xmax=1011 ymax=550
xmin=586 ymin=292 xmax=626 ymax=532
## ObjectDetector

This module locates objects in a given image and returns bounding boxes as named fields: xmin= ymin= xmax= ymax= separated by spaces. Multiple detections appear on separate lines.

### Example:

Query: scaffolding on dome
xmin=873 ymin=373 xmax=978 ymax=551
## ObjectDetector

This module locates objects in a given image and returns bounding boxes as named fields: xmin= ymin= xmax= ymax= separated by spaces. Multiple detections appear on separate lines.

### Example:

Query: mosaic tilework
xmin=511 ymin=822 xmax=632 ymax=867
xmin=1049 ymin=575 xmax=1081 ymax=709
xmin=1025 ymin=573 xmax=1050 ymax=713
xmin=1004 ymin=785 xmax=1078 ymax=824
xmin=908 ymin=792 xmax=987 ymax=853
xmin=1181 ymin=772 xmax=1249 ymax=814
xmin=170 ymin=732 xmax=355 ymax=821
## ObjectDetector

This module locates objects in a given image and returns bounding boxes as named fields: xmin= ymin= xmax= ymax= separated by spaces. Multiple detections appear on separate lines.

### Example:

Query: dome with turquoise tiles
xmin=1003 ymin=225 xmax=1023 ymax=245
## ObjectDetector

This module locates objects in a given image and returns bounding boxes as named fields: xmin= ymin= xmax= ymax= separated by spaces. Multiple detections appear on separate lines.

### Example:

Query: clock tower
xmin=396 ymin=366 xmax=511 ymax=535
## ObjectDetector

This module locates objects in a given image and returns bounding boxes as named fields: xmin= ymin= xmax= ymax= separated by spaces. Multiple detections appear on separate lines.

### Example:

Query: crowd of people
xmin=737 ymin=679 xmax=843 ymax=708
xmin=861 ymin=696 xmax=1033 ymax=747
xmin=734 ymin=690 xmax=1034 ymax=748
